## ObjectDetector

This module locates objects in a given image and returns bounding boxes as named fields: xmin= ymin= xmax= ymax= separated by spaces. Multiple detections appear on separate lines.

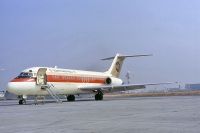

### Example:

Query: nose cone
xmin=7 ymin=78 xmax=37 ymax=96
xmin=7 ymin=82 xmax=17 ymax=94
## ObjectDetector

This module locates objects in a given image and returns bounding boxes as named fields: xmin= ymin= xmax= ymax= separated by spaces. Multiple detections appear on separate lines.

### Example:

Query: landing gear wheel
xmin=18 ymin=99 xmax=26 ymax=105
xmin=95 ymin=93 xmax=103 ymax=101
xmin=67 ymin=95 xmax=75 ymax=102
xmin=19 ymin=100 xmax=23 ymax=105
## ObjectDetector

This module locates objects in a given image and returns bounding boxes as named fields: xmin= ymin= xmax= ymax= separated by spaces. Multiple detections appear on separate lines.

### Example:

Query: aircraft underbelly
xmin=31 ymin=82 xmax=101 ymax=95
xmin=8 ymin=81 xmax=103 ymax=96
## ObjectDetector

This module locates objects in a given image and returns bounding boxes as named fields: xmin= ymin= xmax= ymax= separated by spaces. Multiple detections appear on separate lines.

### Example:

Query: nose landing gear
xmin=18 ymin=95 xmax=27 ymax=105
xmin=19 ymin=99 xmax=26 ymax=105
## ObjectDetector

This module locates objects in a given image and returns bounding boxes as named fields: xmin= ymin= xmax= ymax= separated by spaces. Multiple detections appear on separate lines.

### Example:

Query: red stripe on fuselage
xmin=11 ymin=75 xmax=106 ymax=84
xmin=11 ymin=78 xmax=36 ymax=82
xmin=47 ymin=75 xmax=106 ymax=84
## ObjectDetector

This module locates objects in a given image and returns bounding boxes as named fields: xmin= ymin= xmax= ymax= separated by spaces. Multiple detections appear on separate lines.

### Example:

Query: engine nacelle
xmin=105 ymin=77 xmax=112 ymax=85
xmin=105 ymin=77 xmax=123 ymax=85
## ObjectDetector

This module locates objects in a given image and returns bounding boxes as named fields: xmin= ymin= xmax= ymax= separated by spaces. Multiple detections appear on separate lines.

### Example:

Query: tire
xmin=95 ymin=93 xmax=103 ymax=101
xmin=19 ymin=100 xmax=23 ymax=105
xmin=95 ymin=94 xmax=99 ymax=100
xmin=99 ymin=94 xmax=103 ymax=100
xmin=19 ymin=99 xmax=26 ymax=105
xmin=67 ymin=95 xmax=75 ymax=101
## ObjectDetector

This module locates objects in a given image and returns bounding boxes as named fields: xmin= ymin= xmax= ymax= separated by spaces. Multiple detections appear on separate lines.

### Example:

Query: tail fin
xmin=102 ymin=53 xmax=152 ymax=78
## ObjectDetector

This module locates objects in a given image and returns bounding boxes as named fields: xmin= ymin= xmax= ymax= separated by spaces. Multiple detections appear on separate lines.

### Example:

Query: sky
xmin=0 ymin=0 xmax=200 ymax=90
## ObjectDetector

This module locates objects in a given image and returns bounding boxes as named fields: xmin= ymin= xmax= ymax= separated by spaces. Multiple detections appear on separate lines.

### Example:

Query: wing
xmin=79 ymin=82 xmax=174 ymax=93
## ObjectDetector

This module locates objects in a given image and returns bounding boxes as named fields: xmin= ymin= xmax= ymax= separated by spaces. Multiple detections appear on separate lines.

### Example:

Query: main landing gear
xmin=18 ymin=95 xmax=26 ymax=105
xmin=95 ymin=92 xmax=103 ymax=101
xmin=67 ymin=95 xmax=75 ymax=102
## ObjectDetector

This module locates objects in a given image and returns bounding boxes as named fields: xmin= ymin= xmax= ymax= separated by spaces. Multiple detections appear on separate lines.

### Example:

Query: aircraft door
xmin=36 ymin=68 xmax=47 ymax=85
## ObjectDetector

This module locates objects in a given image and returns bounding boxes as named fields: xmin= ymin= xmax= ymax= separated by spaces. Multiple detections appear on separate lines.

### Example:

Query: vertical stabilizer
xmin=101 ymin=53 xmax=152 ymax=78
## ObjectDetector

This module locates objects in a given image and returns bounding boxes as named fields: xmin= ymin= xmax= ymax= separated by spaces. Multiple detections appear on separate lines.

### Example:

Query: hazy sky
xmin=1 ymin=0 xmax=200 ymax=90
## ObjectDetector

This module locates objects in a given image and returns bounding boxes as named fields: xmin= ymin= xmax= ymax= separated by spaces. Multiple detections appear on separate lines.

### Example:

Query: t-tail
xmin=102 ymin=53 xmax=152 ymax=78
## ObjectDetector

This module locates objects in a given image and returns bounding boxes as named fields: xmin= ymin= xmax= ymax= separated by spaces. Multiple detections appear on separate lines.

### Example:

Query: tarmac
xmin=0 ymin=96 xmax=200 ymax=133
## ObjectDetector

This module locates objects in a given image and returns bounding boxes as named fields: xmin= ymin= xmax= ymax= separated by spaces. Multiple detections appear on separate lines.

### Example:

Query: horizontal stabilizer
xmin=101 ymin=54 xmax=152 ymax=60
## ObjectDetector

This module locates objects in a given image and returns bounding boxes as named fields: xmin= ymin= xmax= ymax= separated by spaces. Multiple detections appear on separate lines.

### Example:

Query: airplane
xmin=0 ymin=91 xmax=5 ymax=100
xmin=7 ymin=53 xmax=170 ymax=104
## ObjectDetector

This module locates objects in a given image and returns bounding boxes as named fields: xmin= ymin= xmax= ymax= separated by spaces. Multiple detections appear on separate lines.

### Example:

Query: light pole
xmin=125 ymin=71 xmax=131 ymax=94
xmin=126 ymin=71 xmax=131 ymax=84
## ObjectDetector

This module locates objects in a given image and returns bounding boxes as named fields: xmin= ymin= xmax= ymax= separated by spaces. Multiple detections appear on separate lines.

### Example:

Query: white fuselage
xmin=7 ymin=67 xmax=123 ymax=96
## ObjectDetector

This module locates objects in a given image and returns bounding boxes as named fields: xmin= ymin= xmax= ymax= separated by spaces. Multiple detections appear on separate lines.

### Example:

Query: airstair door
xmin=36 ymin=68 xmax=47 ymax=85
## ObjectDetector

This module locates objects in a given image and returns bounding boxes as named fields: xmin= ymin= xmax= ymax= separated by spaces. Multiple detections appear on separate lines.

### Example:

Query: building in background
xmin=185 ymin=83 xmax=200 ymax=90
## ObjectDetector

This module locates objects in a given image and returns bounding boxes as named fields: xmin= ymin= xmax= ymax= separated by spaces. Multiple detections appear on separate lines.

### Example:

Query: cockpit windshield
xmin=16 ymin=72 xmax=33 ymax=78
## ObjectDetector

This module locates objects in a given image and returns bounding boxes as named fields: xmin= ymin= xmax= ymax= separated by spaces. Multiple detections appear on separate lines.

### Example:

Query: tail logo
xmin=115 ymin=62 xmax=121 ymax=72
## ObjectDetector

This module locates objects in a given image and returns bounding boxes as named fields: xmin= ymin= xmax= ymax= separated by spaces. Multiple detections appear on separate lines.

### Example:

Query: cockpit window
xmin=16 ymin=72 xmax=33 ymax=78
